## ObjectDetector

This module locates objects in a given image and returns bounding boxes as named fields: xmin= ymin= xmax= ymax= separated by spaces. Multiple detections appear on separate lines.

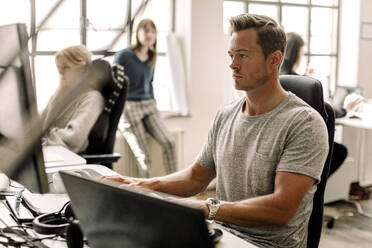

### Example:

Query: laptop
xmin=331 ymin=86 xmax=364 ymax=109
xmin=60 ymin=171 xmax=216 ymax=248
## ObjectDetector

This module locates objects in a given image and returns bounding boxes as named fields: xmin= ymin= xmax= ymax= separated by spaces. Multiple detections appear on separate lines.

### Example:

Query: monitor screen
xmin=0 ymin=23 xmax=49 ymax=193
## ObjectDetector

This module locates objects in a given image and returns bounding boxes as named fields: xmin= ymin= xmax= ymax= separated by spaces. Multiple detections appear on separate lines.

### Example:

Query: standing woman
xmin=42 ymin=45 xmax=105 ymax=153
xmin=114 ymin=19 xmax=176 ymax=178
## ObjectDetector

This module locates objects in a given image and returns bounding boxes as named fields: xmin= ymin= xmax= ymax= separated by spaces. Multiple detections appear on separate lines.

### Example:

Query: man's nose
xmin=229 ymin=58 xmax=240 ymax=71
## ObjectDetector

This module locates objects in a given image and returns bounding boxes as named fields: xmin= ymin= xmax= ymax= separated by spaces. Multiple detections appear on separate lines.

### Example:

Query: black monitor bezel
xmin=0 ymin=23 xmax=49 ymax=193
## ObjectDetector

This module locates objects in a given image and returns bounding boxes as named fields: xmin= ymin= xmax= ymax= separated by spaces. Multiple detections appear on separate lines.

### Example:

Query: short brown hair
xmin=229 ymin=14 xmax=286 ymax=59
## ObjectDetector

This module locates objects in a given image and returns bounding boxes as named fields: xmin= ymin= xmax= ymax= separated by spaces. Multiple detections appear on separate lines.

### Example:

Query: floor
xmin=198 ymin=187 xmax=372 ymax=248
xmin=320 ymin=195 xmax=372 ymax=248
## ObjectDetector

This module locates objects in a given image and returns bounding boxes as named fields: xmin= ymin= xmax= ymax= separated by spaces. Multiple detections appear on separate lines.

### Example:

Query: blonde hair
xmin=55 ymin=45 xmax=91 ymax=67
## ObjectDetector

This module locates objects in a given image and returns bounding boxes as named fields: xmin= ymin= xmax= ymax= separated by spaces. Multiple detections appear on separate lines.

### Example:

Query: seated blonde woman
xmin=42 ymin=45 xmax=105 ymax=153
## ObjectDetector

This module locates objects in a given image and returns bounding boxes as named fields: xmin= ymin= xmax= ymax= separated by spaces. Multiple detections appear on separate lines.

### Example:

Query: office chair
xmin=279 ymin=75 xmax=335 ymax=248
xmin=80 ymin=60 xmax=128 ymax=169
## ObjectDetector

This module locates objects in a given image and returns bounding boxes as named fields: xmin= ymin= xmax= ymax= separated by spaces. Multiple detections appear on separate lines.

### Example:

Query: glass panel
xmin=153 ymin=55 xmax=172 ymax=111
xmin=0 ymin=0 xmax=30 ymax=31
xmin=311 ymin=0 xmax=338 ymax=7
xmin=34 ymin=56 xmax=59 ymax=112
xmin=131 ymin=0 xmax=171 ymax=53
xmin=310 ymin=7 xmax=338 ymax=54
xmin=132 ymin=0 xmax=171 ymax=32
xmin=37 ymin=30 xmax=80 ymax=51
xmin=281 ymin=6 xmax=309 ymax=52
xmin=223 ymin=1 xmax=246 ymax=34
xmin=295 ymin=55 xmax=309 ymax=75
xmin=248 ymin=4 xmax=279 ymax=23
xmin=281 ymin=0 xmax=308 ymax=4
xmin=36 ymin=0 xmax=79 ymax=29
xmin=308 ymin=56 xmax=336 ymax=97
xmin=112 ymin=32 xmax=129 ymax=52
xmin=253 ymin=0 xmax=279 ymax=2
xmin=157 ymin=31 xmax=168 ymax=54
xmin=87 ymin=31 xmax=128 ymax=51
xmin=87 ymin=0 xmax=127 ymax=29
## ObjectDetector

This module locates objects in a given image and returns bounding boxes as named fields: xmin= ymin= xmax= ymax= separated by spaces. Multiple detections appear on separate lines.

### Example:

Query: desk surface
xmin=337 ymin=117 xmax=372 ymax=129
xmin=216 ymin=227 xmax=257 ymax=247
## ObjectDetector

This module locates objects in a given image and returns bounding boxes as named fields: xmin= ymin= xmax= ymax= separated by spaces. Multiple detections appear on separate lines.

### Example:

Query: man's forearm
xmin=213 ymin=172 xmax=315 ymax=227
xmin=141 ymin=164 xmax=215 ymax=197
xmin=215 ymin=194 xmax=295 ymax=227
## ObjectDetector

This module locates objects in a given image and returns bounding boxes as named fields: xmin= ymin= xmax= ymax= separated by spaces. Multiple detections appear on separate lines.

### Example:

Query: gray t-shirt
xmin=196 ymin=93 xmax=328 ymax=248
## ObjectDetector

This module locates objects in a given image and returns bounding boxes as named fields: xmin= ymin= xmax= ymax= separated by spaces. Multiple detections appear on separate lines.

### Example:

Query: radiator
xmin=113 ymin=128 xmax=185 ymax=177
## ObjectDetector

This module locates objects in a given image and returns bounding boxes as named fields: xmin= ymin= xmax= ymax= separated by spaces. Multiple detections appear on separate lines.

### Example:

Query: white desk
xmin=336 ymin=117 xmax=372 ymax=186
xmin=216 ymin=227 xmax=258 ymax=248
xmin=325 ymin=117 xmax=372 ymax=202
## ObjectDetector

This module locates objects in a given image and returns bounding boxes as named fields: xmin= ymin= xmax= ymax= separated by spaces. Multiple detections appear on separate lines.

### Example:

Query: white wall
xmin=165 ymin=0 xmax=228 ymax=168
xmin=338 ymin=0 xmax=360 ymax=87
xmin=357 ymin=0 xmax=372 ymax=98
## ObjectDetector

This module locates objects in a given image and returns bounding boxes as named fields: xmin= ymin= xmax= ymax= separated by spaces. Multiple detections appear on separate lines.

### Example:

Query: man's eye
xmin=240 ymin=54 xmax=248 ymax=58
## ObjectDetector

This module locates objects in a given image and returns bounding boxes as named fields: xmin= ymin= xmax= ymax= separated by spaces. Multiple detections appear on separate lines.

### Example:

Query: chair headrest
xmin=279 ymin=75 xmax=328 ymax=122
xmin=86 ymin=59 xmax=112 ymax=91
xmin=102 ymin=64 xmax=127 ymax=114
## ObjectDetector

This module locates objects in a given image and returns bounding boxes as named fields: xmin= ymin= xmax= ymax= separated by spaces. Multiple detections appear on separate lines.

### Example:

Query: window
xmin=0 ymin=0 xmax=177 ymax=113
xmin=223 ymin=0 xmax=340 ymax=96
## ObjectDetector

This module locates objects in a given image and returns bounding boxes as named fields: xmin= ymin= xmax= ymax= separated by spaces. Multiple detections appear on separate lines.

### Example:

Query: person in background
xmin=104 ymin=14 xmax=329 ymax=248
xmin=42 ymin=45 xmax=105 ymax=153
xmin=280 ymin=32 xmax=368 ymax=199
xmin=114 ymin=19 xmax=176 ymax=178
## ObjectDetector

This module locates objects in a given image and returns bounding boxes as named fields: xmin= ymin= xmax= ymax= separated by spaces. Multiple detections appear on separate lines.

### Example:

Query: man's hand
xmin=101 ymin=175 xmax=210 ymax=218
xmin=344 ymin=93 xmax=364 ymax=112
xmin=100 ymin=175 xmax=157 ymax=190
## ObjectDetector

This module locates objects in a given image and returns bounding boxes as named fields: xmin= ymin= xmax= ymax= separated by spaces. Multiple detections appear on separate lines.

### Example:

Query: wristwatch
xmin=206 ymin=198 xmax=220 ymax=221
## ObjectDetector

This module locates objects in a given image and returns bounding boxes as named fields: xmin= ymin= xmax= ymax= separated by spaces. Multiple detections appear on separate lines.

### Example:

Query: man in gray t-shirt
xmin=104 ymin=14 xmax=328 ymax=248
xmin=196 ymin=92 xmax=327 ymax=247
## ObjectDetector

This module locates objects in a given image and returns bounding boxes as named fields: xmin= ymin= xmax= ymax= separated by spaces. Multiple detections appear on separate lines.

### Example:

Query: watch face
xmin=207 ymin=198 xmax=220 ymax=220
xmin=208 ymin=198 xmax=219 ymax=206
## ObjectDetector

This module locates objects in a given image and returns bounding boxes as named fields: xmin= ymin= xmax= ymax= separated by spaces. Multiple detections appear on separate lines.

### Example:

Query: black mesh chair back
xmin=81 ymin=60 xmax=128 ymax=168
xmin=279 ymin=75 xmax=335 ymax=248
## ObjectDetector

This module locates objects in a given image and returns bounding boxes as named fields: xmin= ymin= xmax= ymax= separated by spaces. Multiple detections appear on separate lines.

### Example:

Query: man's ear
xmin=268 ymin=50 xmax=283 ymax=69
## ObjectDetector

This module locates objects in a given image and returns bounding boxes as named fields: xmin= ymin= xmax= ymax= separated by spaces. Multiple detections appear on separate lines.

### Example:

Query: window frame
xmin=27 ymin=0 xmax=176 ymax=111
xmin=224 ymin=0 xmax=341 ymax=95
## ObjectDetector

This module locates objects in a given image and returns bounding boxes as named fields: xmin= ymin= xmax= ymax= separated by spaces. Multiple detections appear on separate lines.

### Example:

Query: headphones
xmin=32 ymin=202 xmax=84 ymax=248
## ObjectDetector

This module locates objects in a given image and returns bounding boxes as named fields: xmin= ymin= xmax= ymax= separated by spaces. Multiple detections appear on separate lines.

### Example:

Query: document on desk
xmin=22 ymin=191 xmax=69 ymax=215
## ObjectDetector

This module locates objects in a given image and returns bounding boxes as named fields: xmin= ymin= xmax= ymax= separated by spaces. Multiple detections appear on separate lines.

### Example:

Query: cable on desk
xmin=0 ymin=215 xmax=51 ymax=248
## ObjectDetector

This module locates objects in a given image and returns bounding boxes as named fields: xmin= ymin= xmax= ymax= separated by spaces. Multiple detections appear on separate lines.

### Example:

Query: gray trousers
xmin=119 ymin=99 xmax=177 ymax=177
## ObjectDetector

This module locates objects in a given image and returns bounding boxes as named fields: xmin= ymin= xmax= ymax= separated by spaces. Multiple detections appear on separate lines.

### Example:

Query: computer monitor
xmin=0 ymin=23 xmax=49 ymax=193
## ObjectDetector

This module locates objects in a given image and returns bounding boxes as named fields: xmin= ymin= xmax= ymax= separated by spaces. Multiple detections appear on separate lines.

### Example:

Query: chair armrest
xmin=80 ymin=152 xmax=121 ymax=165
